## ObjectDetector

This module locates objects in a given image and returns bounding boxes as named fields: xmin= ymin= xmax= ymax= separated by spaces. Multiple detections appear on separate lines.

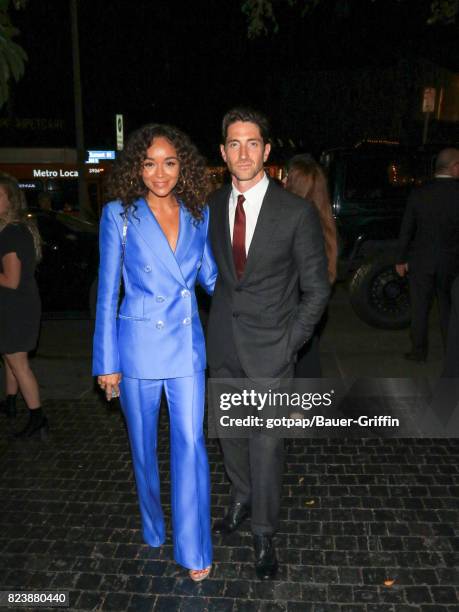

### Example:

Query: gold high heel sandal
xmin=189 ymin=565 xmax=211 ymax=582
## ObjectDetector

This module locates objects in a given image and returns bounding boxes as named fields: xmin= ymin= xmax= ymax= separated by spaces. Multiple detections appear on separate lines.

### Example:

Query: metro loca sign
xmin=33 ymin=169 xmax=78 ymax=178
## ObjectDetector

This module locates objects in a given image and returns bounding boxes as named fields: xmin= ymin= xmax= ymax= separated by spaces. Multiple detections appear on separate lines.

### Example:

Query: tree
xmin=242 ymin=0 xmax=459 ymax=37
xmin=0 ymin=0 xmax=27 ymax=108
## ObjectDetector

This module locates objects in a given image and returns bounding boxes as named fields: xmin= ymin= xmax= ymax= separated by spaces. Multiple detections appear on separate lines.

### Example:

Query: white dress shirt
xmin=229 ymin=173 xmax=269 ymax=254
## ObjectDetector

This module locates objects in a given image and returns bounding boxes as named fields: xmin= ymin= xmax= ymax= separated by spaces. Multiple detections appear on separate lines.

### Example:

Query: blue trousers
xmin=120 ymin=372 xmax=212 ymax=570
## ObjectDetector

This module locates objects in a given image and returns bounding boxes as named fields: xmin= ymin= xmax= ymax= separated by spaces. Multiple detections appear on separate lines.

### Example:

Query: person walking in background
xmin=396 ymin=148 xmax=459 ymax=362
xmin=207 ymin=108 xmax=330 ymax=579
xmin=442 ymin=275 xmax=459 ymax=377
xmin=0 ymin=175 xmax=47 ymax=438
xmin=92 ymin=124 xmax=217 ymax=581
xmin=284 ymin=155 xmax=338 ymax=377
xmin=428 ymin=274 xmax=459 ymax=433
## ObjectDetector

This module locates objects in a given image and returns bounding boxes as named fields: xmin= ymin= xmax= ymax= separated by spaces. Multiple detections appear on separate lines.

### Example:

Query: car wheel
xmin=349 ymin=256 xmax=410 ymax=329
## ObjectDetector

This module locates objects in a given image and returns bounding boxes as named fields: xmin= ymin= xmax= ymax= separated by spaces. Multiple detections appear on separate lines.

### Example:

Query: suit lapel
xmin=129 ymin=198 xmax=185 ymax=286
xmin=174 ymin=203 xmax=196 ymax=280
xmin=241 ymin=180 xmax=278 ymax=281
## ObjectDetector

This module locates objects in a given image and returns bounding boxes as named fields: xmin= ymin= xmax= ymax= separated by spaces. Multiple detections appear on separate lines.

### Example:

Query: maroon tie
xmin=232 ymin=194 xmax=246 ymax=279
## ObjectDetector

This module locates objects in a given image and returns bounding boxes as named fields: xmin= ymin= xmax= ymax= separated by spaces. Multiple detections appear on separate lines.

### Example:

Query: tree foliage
xmin=0 ymin=0 xmax=27 ymax=108
xmin=242 ymin=0 xmax=459 ymax=37
xmin=428 ymin=0 xmax=459 ymax=23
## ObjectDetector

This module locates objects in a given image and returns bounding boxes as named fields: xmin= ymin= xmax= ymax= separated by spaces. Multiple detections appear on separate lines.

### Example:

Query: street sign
xmin=87 ymin=150 xmax=116 ymax=164
xmin=422 ymin=88 xmax=436 ymax=113
xmin=116 ymin=114 xmax=124 ymax=150
xmin=87 ymin=150 xmax=116 ymax=159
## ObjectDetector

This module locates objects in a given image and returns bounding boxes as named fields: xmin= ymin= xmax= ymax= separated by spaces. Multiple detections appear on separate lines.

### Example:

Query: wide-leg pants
xmin=120 ymin=372 xmax=212 ymax=570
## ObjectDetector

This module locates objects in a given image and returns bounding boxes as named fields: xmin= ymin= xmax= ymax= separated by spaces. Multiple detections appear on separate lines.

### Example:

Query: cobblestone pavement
xmin=0 ymin=399 xmax=458 ymax=612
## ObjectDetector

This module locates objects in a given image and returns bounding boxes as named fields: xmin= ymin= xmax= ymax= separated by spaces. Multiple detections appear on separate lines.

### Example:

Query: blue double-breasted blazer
xmin=92 ymin=198 xmax=217 ymax=380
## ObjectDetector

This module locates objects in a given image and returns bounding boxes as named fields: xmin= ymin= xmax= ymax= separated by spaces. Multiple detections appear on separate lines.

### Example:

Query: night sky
xmin=2 ymin=0 xmax=459 ymax=160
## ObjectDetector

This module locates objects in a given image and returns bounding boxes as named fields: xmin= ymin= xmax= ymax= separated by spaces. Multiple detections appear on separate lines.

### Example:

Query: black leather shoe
xmin=253 ymin=534 xmax=278 ymax=580
xmin=15 ymin=414 xmax=49 ymax=440
xmin=404 ymin=351 xmax=427 ymax=362
xmin=213 ymin=502 xmax=250 ymax=535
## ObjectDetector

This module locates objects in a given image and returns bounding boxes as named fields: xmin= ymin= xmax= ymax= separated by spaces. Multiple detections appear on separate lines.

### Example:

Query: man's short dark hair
xmin=221 ymin=107 xmax=270 ymax=144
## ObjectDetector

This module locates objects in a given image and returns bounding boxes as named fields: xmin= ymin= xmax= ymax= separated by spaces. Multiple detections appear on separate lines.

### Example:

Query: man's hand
xmin=395 ymin=263 xmax=408 ymax=277
xmin=97 ymin=373 xmax=122 ymax=401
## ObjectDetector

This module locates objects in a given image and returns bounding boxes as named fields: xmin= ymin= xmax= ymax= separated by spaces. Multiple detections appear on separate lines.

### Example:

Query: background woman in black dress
xmin=0 ymin=175 xmax=47 ymax=438
xmin=284 ymin=156 xmax=338 ymax=377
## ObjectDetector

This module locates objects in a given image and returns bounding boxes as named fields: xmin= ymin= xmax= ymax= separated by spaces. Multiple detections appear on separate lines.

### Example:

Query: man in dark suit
xmin=396 ymin=147 xmax=459 ymax=362
xmin=443 ymin=275 xmax=459 ymax=377
xmin=207 ymin=108 xmax=330 ymax=579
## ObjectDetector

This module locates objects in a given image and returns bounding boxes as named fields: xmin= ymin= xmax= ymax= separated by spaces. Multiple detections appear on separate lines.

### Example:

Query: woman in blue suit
xmin=93 ymin=124 xmax=217 ymax=581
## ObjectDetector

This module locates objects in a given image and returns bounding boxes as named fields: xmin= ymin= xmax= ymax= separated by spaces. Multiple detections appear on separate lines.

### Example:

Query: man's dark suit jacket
xmin=207 ymin=179 xmax=331 ymax=379
xmin=397 ymin=177 xmax=459 ymax=271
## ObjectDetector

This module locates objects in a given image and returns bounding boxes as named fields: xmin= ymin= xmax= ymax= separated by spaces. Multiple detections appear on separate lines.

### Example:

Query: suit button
xmin=232 ymin=312 xmax=239 ymax=319
xmin=181 ymin=289 xmax=191 ymax=298
xmin=183 ymin=317 xmax=191 ymax=325
xmin=156 ymin=320 xmax=164 ymax=330
xmin=144 ymin=265 xmax=152 ymax=272
xmin=156 ymin=296 xmax=165 ymax=303
xmin=235 ymin=287 xmax=242 ymax=292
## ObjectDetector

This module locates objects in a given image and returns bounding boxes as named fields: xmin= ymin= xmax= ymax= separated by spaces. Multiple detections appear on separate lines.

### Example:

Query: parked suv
xmin=321 ymin=142 xmax=446 ymax=329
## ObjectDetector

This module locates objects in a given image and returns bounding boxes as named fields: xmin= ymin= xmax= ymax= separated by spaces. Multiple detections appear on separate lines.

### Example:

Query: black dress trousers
xmin=210 ymin=330 xmax=293 ymax=536
xmin=443 ymin=276 xmax=459 ymax=377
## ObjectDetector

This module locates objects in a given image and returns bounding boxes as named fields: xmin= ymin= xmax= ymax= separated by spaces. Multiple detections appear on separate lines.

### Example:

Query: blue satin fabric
xmin=92 ymin=197 xmax=217 ymax=569
xmin=120 ymin=374 xmax=212 ymax=570
xmin=92 ymin=199 xmax=217 ymax=379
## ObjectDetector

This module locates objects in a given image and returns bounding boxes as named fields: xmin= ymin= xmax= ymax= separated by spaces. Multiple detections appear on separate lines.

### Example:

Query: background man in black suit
xmin=207 ymin=108 xmax=330 ymax=579
xmin=396 ymin=147 xmax=459 ymax=362
xmin=443 ymin=275 xmax=459 ymax=377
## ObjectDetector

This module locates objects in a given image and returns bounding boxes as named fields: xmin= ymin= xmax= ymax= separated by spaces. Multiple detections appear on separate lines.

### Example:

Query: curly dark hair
xmin=107 ymin=124 xmax=209 ymax=221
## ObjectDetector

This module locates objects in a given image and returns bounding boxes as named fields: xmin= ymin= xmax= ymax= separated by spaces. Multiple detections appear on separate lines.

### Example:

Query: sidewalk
xmin=0 ymin=285 xmax=457 ymax=611
xmin=1 ymin=400 xmax=458 ymax=611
